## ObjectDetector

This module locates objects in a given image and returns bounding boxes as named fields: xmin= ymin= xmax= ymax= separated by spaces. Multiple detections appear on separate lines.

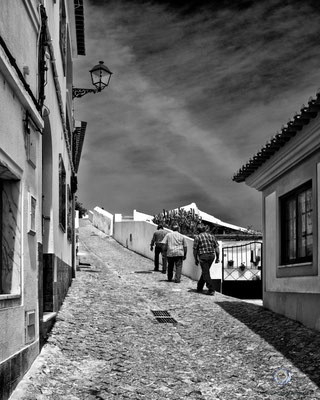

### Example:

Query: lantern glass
xmin=89 ymin=61 xmax=113 ymax=92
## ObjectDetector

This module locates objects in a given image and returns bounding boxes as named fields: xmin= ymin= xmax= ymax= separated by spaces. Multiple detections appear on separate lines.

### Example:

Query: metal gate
xmin=222 ymin=241 xmax=262 ymax=299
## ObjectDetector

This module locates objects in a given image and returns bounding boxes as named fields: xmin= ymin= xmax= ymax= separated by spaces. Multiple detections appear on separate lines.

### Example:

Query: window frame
xmin=67 ymin=184 xmax=72 ymax=243
xmin=59 ymin=0 xmax=67 ymax=76
xmin=0 ymin=178 xmax=22 ymax=300
xmin=59 ymin=154 xmax=66 ymax=232
xmin=280 ymin=180 xmax=313 ymax=266
xmin=28 ymin=193 xmax=36 ymax=235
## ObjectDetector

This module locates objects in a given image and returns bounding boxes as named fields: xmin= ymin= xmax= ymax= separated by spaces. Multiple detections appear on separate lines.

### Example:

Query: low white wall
xmin=88 ymin=210 xmax=94 ymax=222
xmin=92 ymin=207 xmax=113 ymax=236
xmin=113 ymin=220 xmax=222 ymax=282
xmin=114 ymin=213 xmax=122 ymax=222
xmin=113 ymin=219 xmax=157 ymax=259
xmin=133 ymin=209 xmax=154 ymax=221
xmin=75 ymin=210 xmax=79 ymax=229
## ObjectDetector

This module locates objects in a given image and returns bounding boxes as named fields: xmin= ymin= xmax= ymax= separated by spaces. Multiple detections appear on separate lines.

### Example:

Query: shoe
xmin=207 ymin=291 xmax=215 ymax=296
xmin=154 ymin=268 xmax=159 ymax=271
xmin=161 ymin=270 xmax=166 ymax=274
xmin=174 ymin=279 xmax=180 ymax=283
xmin=168 ymin=279 xmax=172 ymax=282
xmin=196 ymin=289 xmax=203 ymax=293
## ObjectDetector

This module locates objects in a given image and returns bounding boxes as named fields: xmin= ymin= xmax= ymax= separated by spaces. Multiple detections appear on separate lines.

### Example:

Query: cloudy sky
xmin=73 ymin=0 xmax=320 ymax=230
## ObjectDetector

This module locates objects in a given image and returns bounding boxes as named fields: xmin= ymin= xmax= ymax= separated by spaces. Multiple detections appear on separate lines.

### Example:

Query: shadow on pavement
xmin=81 ymin=269 xmax=102 ymax=273
xmin=188 ymin=289 xmax=210 ymax=295
xmin=216 ymin=300 xmax=320 ymax=388
xmin=134 ymin=270 xmax=153 ymax=274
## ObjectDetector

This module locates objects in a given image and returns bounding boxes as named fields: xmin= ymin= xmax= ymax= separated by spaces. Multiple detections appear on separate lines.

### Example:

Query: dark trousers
xmin=167 ymin=256 xmax=183 ymax=282
xmin=197 ymin=253 xmax=215 ymax=292
xmin=154 ymin=245 xmax=167 ymax=271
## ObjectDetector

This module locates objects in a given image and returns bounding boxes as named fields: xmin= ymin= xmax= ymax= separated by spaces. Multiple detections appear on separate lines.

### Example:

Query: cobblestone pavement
xmin=10 ymin=220 xmax=320 ymax=399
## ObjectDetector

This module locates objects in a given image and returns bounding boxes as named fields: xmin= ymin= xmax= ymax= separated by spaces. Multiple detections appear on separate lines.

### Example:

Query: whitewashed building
xmin=0 ymin=1 xmax=87 ymax=398
xmin=234 ymin=93 xmax=320 ymax=331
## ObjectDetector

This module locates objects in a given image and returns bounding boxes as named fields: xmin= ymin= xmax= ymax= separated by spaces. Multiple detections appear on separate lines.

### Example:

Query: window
xmin=28 ymin=193 xmax=36 ymax=234
xmin=59 ymin=154 xmax=66 ymax=231
xmin=25 ymin=113 xmax=37 ymax=168
xmin=67 ymin=184 xmax=72 ymax=242
xmin=59 ymin=0 xmax=67 ymax=74
xmin=0 ymin=178 xmax=21 ymax=296
xmin=281 ymin=181 xmax=313 ymax=265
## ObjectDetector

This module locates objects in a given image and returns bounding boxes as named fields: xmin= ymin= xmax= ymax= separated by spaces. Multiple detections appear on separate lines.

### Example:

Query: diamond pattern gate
xmin=221 ymin=241 xmax=263 ymax=299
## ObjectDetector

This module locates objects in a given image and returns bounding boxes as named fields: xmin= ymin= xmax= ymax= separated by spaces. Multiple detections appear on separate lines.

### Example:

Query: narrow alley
xmin=10 ymin=220 xmax=320 ymax=400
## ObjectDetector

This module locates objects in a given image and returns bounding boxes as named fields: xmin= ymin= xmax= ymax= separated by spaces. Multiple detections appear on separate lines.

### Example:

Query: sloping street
xmin=10 ymin=220 xmax=320 ymax=400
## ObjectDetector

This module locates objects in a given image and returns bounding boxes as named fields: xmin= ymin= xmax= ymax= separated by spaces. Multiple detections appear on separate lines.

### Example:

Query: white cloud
xmin=75 ymin=0 xmax=320 ymax=229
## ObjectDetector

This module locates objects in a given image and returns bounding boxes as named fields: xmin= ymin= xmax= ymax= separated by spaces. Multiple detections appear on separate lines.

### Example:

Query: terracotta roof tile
xmin=233 ymin=92 xmax=320 ymax=183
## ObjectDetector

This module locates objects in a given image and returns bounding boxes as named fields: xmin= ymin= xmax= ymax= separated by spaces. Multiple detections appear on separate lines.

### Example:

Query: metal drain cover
xmin=151 ymin=310 xmax=177 ymax=324
xmin=156 ymin=317 xmax=178 ymax=324
xmin=151 ymin=310 xmax=170 ymax=317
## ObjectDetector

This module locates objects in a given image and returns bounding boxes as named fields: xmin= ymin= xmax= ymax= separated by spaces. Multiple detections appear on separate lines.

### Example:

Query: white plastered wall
xmin=264 ymin=158 xmax=320 ymax=294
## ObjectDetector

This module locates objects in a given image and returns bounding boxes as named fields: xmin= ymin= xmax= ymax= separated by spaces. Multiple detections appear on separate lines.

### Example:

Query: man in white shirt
xmin=162 ymin=223 xmax=187 ymax=283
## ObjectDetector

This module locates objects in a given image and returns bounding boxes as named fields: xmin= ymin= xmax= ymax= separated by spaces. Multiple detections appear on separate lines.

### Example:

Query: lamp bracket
xmin=72 ymin=87 xmax=97 ymax=98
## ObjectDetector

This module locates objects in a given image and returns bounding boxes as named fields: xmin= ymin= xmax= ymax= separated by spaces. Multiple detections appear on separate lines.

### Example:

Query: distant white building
xmin=179 ymin=202 xmax=258 ymax=235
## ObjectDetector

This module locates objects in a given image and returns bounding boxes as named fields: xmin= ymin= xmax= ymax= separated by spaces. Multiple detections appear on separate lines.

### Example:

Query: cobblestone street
xmin=10 ymin=220 xmax=320 ymax=399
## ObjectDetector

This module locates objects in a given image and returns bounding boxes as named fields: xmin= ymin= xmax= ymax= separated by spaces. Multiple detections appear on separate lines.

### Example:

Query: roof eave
xmin=233 ymin=92 xmax=320 ymax=183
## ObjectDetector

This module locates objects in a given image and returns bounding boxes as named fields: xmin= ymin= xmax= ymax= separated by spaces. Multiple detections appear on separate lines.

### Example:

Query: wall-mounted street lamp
xmin=72 ymin=61 xmax=113 ymax=98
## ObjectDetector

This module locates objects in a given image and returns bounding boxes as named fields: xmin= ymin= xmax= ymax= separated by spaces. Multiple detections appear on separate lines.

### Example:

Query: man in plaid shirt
xmin=193 ymin=224 xmax=220 ymax=295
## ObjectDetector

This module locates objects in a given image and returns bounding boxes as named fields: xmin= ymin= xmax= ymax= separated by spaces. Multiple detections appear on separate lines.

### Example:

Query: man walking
xmin=162 ymin=223 xmax=187 ymax=283
xmin=150 ymin=224 xmax=167 ymax=272
xmin=193 ymin=224 xmax=220 ymax=295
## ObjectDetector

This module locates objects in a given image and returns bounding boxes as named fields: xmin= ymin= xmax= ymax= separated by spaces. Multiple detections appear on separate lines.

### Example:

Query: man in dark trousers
xmin=150 ymin=224 xmax=167 ymax=272
xmin=193 ymin=224 xmax=220 ymax=295
xmin=162 ymin=223 xmax=187 ymax=283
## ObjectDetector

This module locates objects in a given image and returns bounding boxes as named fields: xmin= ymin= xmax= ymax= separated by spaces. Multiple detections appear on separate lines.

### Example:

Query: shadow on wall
xmin=92 ymin=207 xmax=113 ymax=235
xmin=216 ymin=300 xmax=320 ymax=388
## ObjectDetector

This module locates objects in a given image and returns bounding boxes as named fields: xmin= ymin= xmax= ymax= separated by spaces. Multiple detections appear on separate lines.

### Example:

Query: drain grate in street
xmin=151 ymin=310 xmax=170 ymax=317
xmin=151 ymin=310 xmax=177 ymax=324
xmin=155 ymin=317 xmax=178 ymax=324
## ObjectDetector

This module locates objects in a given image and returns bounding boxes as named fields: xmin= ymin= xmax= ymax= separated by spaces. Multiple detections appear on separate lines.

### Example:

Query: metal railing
xmin=222 ymin=241 xmax=262 ymax=281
